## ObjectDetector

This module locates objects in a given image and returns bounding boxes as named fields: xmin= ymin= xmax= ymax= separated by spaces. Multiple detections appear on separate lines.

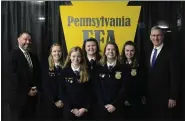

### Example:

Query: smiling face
xmin=18 ymin=33 xmax=31 ymax=51
xmin=150 ymin=29 xmax=164 ymax=47
xmin=70 ymin=50 xmax=82 ymax=66
xmin=51 ymin=45 xmax=62 ymax=62
xmin=85 ymin=41 xmax=97 ymax=56
xmin=125 ymin=45 xmax=135 ymax=59
xmin=105 ymin=44 xmax=116 ymax=60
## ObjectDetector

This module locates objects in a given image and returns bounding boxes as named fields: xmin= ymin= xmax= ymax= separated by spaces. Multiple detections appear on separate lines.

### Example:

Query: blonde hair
xmin=48 ymin=43 xmax=64 ymax=71
xmin=64 ymin=46 xmax=89 ymax=83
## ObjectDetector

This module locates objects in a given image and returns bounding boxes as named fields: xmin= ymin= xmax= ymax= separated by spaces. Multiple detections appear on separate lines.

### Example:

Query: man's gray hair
xmin=151 ymin=26 xmax=164 ymax=34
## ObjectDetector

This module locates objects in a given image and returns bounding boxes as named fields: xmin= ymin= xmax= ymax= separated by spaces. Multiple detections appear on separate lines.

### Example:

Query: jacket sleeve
xmin=94 ymin=67 xmax=106 ymax=109
xmin=111 ymin=70 xmax=126 ymax=108
xmin=170 ymin=54 xmax=180 ymax=100
xmin=82 ymin=81 xmax=92 ymax=110
xmin=41 ymin=66 xmax=55 ymax=103
xmin=58 ymin=70 xmax=72 ymax=111
xmin=32 ymin=55 xmax=42 ymax=91
xmin=6 ymin=51 xmax=19 ymax=105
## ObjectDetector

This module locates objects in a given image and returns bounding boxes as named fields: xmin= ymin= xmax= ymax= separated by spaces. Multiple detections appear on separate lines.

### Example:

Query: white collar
xmin=126 ymin=60 xmax=132 ymax=65
xmin=153 ymin=43 xmax=164 ymax=50
xmin=107 ymin=60 xmax=116 ymax=67
xmin=87 ymin=56 xmax=96 ymax=62
xmin=19 ymin=46 xmax=27 ymax=53
xmin=71 ymin=64 xmax=80 ymax=72
xmin=55 ymin=63 xmax=60 ymax=67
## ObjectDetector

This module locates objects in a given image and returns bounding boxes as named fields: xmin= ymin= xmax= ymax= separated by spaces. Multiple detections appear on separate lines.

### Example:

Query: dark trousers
xmin=123 ymin=99 xmax=147 ymax=120
xmin=147 ymin=102 xmax=176 ymax=121
xmin=6 ymin=96 xmax=37 ymax=121
xmin=41 ymin=104 xmax=63 ymax=121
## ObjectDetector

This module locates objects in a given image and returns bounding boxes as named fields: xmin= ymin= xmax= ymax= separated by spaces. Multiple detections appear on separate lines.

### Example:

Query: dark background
xmin=1 ymin=1 xmax=185 ymax=120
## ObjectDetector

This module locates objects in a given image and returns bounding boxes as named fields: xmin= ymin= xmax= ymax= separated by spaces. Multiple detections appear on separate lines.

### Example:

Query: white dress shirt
xmin=107 ymin=60 xmax=117 ymax=68
xmin=150 ymin=43 xmax=164 ymax=65
xmin=71 ymin=64 xmax=80 ymax=72
xmin=19 ymin=46 xmax=33 ymax=68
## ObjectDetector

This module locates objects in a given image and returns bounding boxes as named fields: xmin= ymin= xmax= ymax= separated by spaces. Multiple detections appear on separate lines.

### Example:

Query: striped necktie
xmin=24 ymin=51 xmax=33 ymax=68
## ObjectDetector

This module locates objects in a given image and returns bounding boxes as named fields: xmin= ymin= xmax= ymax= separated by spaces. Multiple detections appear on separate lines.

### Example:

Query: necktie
xmin=151 ymin=48 xmax=157 ymax=67
xmin=24 ymin=51 xmax=33 ymax=68
xmin=108 ymin=66 xmax=113 ymax=72
xmin=74 ymin=71 xmax=80 ymax=77
xmin=74 ymin=71 xmax=80 ymax=81
xmin=90 ymin=59 xmax=95 ymax=69
xmin=55 ymin=65 xmax=60 ymax=72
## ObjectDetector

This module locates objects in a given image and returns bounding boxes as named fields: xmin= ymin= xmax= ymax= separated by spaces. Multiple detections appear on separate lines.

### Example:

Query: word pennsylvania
xmin=68 ymin=16 xmax=131 ymax=27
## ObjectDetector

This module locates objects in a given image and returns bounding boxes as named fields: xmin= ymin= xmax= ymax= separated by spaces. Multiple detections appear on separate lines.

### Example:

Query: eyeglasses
xmin=150 ymin=35 xmax=163 ymax=37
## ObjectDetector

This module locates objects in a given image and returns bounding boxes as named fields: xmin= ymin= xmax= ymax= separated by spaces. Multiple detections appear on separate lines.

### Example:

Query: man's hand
xmin=28 ymin=87 xmax=37 ymax=96
xmin=168 ymin=99 xmax=176 ymax=108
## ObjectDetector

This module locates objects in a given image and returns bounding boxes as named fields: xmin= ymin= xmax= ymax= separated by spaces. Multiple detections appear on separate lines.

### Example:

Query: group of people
xmin=5 ymin=26 xmax=180 ymax=121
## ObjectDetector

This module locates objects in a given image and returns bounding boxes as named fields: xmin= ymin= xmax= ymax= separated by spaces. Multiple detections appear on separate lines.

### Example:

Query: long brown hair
xmin=100 ymin=41 xmax=120 ymax=66
xmin=64 ymin=46 xmax=89 ymax=83
xmin=48 ymin=43 xmax=64 ymax=71
xmin=82 ymin=37 xmax=101 ymax=62
xmin=120 ymin=41 xmax=138 ymax=65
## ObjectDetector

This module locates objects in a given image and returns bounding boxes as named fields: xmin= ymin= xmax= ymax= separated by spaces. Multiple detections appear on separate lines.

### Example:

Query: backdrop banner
xmin=60 ymin=1 xmax=141 ymax=53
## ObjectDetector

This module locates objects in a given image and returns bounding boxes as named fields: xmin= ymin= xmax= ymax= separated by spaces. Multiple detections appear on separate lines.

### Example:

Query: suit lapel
xmin=18 ymin=48 xmax=27 ymax=62
xmin=17 ymin=48 xmax=31 ymax=68
xmin=153 ymin=46 xmax=166 ymax=67
xmin=148 ymin=48 xmax=153 ymax=69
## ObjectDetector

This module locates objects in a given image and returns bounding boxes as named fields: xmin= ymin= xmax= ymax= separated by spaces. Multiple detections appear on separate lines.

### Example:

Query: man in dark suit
xmin=5 ymin=31 xmax=41 ymax=121
xmin=146 ymin=26 xmax=180 ymax=120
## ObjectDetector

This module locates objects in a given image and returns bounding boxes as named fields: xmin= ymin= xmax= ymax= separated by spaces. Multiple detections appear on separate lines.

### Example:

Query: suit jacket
xmin=146 ymin=44 xmax=180 ymax=105
xmin=96 ymin=62 xmax=126 ymax=109
xmin=123 ymin=60 xmax=145 ymax=104
xmin=42 ymin=62 xmax=62 ymax=104
xmin=85 ymin=58 xmax=101 ymax=103
xmin=59 ymin=66 xmax=91 ymax=111
xmin=6 ymin=47 xmax=41 ymax=107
